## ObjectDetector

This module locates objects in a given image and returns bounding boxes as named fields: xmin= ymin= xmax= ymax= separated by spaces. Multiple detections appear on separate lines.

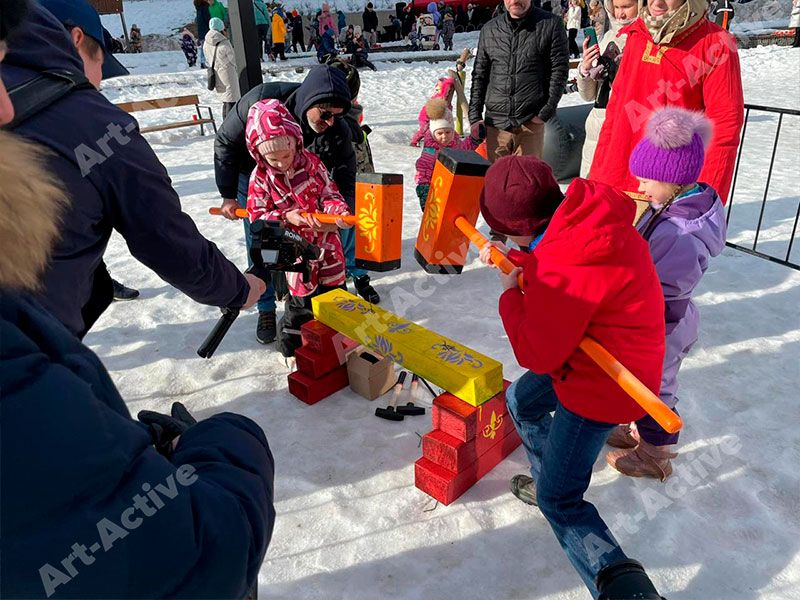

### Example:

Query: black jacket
xmin=468 ymin=8 xmax=569 ymax=130
xmin=2 ymin=6 xmax=249 ymax=338
xmin=214 ymin=66 xmax=357 ymax=208
xmin=362 ymin=8 xmax=379 ymax=32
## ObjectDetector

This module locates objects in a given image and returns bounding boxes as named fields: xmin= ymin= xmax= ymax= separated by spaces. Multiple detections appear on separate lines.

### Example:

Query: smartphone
xmin=583 ymin=26 xmax=599 ymax=48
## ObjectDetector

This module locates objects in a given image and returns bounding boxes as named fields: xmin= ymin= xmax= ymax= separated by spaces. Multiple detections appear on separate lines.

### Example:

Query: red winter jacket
xmin=499 ymin=179 xmax=666 ymax=424
xmin=589 ymin=17 xmax=744 ymax=204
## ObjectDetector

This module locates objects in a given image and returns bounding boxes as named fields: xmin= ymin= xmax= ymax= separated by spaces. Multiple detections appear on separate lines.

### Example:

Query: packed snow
xmin=90 ymin=39 xmax=800 ymax=599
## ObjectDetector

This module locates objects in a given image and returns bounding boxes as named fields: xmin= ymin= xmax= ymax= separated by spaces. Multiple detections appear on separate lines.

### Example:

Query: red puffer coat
xmin=589 ymin=17 xmax=744 ymax=204
xmin=499 ymin=179 xmax=666 ymax=424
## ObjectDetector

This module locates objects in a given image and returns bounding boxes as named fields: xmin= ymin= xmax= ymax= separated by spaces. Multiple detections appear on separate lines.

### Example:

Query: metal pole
xmin=752 ymin=113 xmax=782 ymax=252
xmin=119 ymin=10 xmax=130 ymax=46
xmin=229 ymin=0 xmax=263 ymax=96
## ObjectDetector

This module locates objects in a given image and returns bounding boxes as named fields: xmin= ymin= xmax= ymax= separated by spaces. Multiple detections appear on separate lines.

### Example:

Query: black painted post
xmin=228 ymin=0 xmax=263 ymax=95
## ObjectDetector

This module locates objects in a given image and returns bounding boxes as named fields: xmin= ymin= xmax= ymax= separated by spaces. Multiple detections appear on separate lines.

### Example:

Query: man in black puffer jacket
xmin=468 ymin=0 xmax=569 ymax=163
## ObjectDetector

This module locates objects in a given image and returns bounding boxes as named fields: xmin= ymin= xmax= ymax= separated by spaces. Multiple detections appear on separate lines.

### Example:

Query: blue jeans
xmin=339 ymin=226 xmax=367 ymax=279
xmin=237 ymin=173 xmax=276 ymax=312
xmin=506 ymin=371 xmax=627 ymax=597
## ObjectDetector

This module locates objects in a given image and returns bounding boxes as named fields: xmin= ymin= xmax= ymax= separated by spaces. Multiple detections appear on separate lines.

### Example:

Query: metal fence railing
xmin=726 ymin=103 xmax=800 ymax=271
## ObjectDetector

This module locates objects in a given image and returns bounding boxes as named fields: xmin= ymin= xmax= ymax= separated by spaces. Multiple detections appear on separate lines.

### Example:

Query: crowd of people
xmin=0 ymin=0 xmax=769 ymax=596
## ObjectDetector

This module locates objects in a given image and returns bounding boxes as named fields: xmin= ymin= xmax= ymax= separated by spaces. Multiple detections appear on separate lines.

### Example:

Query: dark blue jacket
xmin=213 ymin=66 xmax=356 ymax=208
xmin=2 ymin=5 xmax=249 ymax=338
xmin=0 ymin=289 xmax=275 ymax=598
xmin=196 ymin=2 xmax=212 ymax=40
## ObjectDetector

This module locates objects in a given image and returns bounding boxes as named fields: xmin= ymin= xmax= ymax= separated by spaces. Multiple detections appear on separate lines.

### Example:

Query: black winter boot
xmin=353 ymin=275 xmax=380 ymax=304
xmin=256 ymin=310 xmax=277 ymax=344
xmin=112 ymin=278 xmax=140 ymax=300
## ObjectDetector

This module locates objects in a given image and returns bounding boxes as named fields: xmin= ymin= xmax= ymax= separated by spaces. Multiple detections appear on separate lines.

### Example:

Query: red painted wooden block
xmin=287 ymin=365 xmax=349 ymax=405
xmin=422 ymin=406 xmax=517 ymax=473
xmin=432 ymin=380 xmax=511 ymax=442
xmin=300 ymin=320 xmax=340 ymax=355
xmin=414 ymin=426 xmax=522 ymax=505
xmin=294 ymin=337 xmax=358 ymax=379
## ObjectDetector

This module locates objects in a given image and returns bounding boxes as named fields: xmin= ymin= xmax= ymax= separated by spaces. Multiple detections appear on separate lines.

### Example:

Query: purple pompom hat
xmin=629 ymin=107 xmax=713 ymax=186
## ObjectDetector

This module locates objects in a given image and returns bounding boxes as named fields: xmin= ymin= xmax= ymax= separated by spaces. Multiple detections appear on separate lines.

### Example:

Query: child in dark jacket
xmin=180 ymin=29 xmax=197 ymax=67
xmin=605 ymin=108 xmax=727 ymax=480
xmin=415 ymin=98 xmax=479 ymax=210
xmin=479 ymin=156 xmax=666 ymax=597
xmin=245 ymin=99 xmax=351 ymax=357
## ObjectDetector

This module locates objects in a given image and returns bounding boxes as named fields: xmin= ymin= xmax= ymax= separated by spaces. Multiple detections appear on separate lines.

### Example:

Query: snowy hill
xmin=88 ymin=40 xmax=800 ymax=599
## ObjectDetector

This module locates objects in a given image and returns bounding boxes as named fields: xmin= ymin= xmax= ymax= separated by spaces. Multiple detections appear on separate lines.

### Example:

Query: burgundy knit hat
xmin=479 ymin=156 xmax=564 ymax=236
xmin=629 ymin=107 xmax=712 ymax=185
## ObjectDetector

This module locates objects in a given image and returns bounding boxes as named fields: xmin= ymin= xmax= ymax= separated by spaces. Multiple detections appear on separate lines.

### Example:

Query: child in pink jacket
xmin=246 ymin=99 xmax=351 ymax=357
xmin=415 ymin=98 xmax=480 ymax=210
xmin=410 ymin=75 xmax=455 ymax=146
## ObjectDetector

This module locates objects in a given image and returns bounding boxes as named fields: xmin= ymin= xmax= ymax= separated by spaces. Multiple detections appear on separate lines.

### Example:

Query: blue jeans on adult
xmin=339 ymin=227 xmax=367 ymax=279
xmin=506 ymin=370 xmax=627 ymax=598
xmin=237 ymin=173 xmax=276 ymax=312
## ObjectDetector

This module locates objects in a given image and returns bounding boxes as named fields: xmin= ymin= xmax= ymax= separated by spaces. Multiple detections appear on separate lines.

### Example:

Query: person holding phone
xmin=577 ymin=0 xmax=642 ymax=178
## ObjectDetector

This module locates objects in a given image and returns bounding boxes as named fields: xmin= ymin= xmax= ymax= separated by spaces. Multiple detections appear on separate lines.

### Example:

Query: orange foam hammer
xmin=414 ymin=148 xmax=682 ymax=434
xmin=209 ymin=173 xmax=403 ymax=272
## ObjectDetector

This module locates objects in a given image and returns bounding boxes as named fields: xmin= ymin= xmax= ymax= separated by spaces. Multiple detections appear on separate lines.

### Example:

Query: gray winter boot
xmin=510 ymin=474 xmax=538 ymax=506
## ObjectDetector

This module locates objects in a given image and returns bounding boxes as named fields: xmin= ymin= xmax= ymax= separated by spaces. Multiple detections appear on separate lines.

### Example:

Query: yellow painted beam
xmin=312 ymin=290 xmax=503 ymax=406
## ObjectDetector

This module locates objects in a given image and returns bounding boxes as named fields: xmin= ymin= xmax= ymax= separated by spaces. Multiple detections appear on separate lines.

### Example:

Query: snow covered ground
xmin=91 ymin=43 xmax=800 ymax=598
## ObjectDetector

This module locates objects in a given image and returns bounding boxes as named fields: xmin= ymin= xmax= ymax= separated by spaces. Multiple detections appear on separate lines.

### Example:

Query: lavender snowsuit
xmin=635 ymin=183 xmax=727 ymax=445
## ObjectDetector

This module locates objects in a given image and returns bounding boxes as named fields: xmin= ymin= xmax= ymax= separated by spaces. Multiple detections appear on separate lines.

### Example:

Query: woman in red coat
xmin=589 ymin=0 xmax=744 ymax=213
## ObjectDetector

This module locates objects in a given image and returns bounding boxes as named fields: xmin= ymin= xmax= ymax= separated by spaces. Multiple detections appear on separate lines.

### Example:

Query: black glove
xmin=470 ymin=120 xmax=486 ymax=142
xmin=138 ymin=402 xmax=197 ymax=457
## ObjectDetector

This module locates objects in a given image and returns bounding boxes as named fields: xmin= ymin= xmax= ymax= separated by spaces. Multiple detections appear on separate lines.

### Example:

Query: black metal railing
xmin=726 ymin=104 xmax=800 ymax=271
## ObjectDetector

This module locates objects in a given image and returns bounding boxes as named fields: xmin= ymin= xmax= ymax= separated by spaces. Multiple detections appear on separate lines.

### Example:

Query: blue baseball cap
xmin=38 ymin=0 xmax=129 ymax=79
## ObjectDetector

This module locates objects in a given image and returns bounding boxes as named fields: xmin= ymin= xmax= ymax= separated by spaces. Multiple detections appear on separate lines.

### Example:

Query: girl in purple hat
xmin=606 ymin=106 xmax=728 ymax=480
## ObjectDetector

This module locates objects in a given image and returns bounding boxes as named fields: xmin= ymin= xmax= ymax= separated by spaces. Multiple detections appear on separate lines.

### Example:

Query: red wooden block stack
xmin=414 ymin=381 xmax=522 ymax=505
xmin=287 ymin=320 xmax=356 ymax=405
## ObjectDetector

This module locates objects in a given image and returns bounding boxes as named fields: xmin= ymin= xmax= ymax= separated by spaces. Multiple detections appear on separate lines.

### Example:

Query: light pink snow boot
xmin=606 ymin=424 xmax=639 ymax=449
xmin=606 ymin=440 xmax=678 ymax=482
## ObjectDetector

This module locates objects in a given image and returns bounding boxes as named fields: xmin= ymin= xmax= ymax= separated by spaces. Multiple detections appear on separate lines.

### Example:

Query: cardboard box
xmin=346 ymin=350 xmax=395 ymax=401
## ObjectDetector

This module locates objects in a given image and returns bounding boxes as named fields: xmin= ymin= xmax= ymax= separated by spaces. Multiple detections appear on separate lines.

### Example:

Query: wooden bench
xmin=115 ymin=94 xmax=217 ymax=135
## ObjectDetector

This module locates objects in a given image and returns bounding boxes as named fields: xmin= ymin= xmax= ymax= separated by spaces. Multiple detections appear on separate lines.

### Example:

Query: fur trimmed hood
xmin=0 ymin=131 xmax=67 ymax=290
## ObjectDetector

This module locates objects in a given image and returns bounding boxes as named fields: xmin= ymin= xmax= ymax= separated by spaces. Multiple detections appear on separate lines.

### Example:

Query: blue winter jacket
xmin=1 ymin=5 xmax=249 ymax=338
xmin=0 ymin=289 xmax=276 ymax=598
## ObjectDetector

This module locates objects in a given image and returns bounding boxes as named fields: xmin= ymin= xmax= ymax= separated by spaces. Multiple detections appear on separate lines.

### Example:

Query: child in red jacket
xmin=479 ymin=156 xmax=666 ymax=596
xmin=246 ymin=99 xmax=351 ymax=357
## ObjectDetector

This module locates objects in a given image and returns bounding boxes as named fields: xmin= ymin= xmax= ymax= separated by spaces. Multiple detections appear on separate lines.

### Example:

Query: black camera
xmin=197 ymin=221 xmax=321 ymax=358
xmin=248 ymin=220 xmax=320 ymax=283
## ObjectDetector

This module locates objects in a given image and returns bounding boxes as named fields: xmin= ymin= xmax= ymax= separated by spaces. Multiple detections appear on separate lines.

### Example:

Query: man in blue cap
xmin=33 ymin=0 xmax=143 ymax=301
xmin=36 ymin=0 xmax=130 ymax=83
xmin=2 ymin=0 xmax=267 ymax=339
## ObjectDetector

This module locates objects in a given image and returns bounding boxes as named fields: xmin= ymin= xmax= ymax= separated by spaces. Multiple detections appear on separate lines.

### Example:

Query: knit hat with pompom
xmin=426 ymin=98 xmax=454 ymax=134
xmin=629 ymin=107 xmax=712 ymax=185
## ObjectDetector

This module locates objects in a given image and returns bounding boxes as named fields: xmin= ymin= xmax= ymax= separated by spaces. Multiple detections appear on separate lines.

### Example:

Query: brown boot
xmin=606 ymin=440 xmax=678 ymax=482
xmin=606 ymin=424 xmax=639 ymax=449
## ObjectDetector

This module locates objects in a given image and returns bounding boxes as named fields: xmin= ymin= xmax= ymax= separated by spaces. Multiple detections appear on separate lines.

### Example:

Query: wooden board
xmin=116 ymin=95 xmax=201 ymax=113
xmin=139 ymin=119 xmax=213 ymax=133
xmin=312 ymin=290 xmax=503 ymax=406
